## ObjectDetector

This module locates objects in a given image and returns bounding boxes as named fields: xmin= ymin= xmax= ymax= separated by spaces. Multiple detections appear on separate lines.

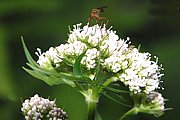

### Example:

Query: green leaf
xmin=94 ymin=71 xmax=113 ymax=85
xmin=102 ymin=92 xmax=131 ymax=108
xmin=23 ymin=67 xmax=52 ymax=85
xmin=103 ymin=86 xmax=130 ymax=94
xmin=23 ymin=67 xmax=75 ymax=86
xmin=27 ymin=63 xmax=91 ymax=83
xmin=62 ymin=57 xmax=73 ymax=66
xmin=113 ymin=93 xmax=128 ymax=102
xmin=72 ymin=52 xmax=93 ymax=84
xmin=21 ymin=36 xmax=38 ymax=67
xmin=73 ymin=52 xmax=85 ymax=76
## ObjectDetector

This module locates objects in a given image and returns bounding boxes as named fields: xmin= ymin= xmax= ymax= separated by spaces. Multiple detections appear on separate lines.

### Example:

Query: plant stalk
xmin=118 ymin=107 xmax=138 ymax=120
xmin=83 ymin=88 xmax=99 ymax=120
xmin=87 ymin=100 xmax=97 ymax=120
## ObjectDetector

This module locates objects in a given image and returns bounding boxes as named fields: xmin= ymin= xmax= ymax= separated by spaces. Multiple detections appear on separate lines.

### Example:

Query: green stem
xmin=87 ymin=100 xmax=97 ymax=120
xmin=82 ymin=88 xmax=99 ymax=120
xmin=98 ymin=77 xmax=115 ymax=93
xmin=118 ymin=107 xmax=138 ymax=120
xmin=102 ymin=77 xmax=115 ymax=86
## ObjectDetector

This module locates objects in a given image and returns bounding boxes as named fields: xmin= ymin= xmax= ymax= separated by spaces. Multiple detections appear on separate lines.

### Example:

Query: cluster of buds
xmin=21 ymin=94 xmax=68 ymax=120
xmin=146 ymin=92 xmax=165 ymax=111
xmin=134 ymin=92 xmax=166 ymax=117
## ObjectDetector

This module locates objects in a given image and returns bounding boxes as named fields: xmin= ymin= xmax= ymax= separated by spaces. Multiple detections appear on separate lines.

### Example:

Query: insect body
xmin=88 ymin=6 xmax=109 ymax=26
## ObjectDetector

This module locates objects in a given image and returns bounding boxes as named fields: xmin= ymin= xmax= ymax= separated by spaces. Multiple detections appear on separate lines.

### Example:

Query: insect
xmin=88 ymin=6 xmax=109 ymax=26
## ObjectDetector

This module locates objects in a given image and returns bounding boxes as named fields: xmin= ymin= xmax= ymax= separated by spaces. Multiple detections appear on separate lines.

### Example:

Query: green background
xmin=0 ymin=0 xmax=179 ymax=120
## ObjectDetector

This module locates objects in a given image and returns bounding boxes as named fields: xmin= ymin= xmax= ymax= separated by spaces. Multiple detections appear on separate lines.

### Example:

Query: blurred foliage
xmin=0 ymin=0 xmax=179 ymax=120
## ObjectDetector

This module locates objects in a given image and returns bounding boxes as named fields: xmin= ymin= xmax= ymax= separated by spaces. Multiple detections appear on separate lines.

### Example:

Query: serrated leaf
xmin=21 ymin=36 xmax=38 ymax=67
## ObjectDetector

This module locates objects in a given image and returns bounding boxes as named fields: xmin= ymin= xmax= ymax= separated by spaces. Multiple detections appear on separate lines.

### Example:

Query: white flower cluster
xmin=35 ymin=23 xmax=164 ymax=94
xmin=35 ymin=47 xmax=62 ymax=69
xmin=118 ymin=48 xmax=164 ymax=94
xmin=147 ymin=92 xmax=165 ymax=111
xmin=81 ymin=48 xmax=100 ymax=70
xmin=21 ymin=94 xmax=68 ymax=120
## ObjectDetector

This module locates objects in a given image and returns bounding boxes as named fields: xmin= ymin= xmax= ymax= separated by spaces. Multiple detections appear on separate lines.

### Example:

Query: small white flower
xmin=35 ymin=47 xmax=62 ymax=69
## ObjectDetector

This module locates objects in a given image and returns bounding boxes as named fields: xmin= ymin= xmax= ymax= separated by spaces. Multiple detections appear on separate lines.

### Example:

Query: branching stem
xmin=118 ymin=107 xmax=138 ymax=120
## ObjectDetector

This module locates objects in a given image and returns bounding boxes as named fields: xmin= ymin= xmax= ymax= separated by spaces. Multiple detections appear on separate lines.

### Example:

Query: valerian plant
xmin=22 ymin=23 xmax=171 ymax=120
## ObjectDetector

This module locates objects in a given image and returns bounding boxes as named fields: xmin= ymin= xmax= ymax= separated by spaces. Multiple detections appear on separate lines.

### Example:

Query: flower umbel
xmin=22 ymin=23 xmax=170 ymax=120
xmin=21 ymin=94 xmax=68 ymax=120
xmin=144 ymin=92 xmax=166 ymax=115
xmin=35 ymin=23 xmax=164 ymax=94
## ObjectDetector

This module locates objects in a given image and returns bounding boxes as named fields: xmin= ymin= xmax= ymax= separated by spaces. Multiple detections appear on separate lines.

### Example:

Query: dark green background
xmin=0 ymin=0 xmax=179 ymax=120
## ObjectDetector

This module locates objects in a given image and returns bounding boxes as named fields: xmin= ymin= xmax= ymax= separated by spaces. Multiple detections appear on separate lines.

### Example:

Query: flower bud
xmin=21 ymin=94 xmax=68 ymax=120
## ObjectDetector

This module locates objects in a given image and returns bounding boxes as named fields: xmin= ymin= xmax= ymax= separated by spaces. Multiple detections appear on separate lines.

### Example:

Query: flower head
xmin=21 ymin=94 xmax=68 ymax=120
xmin=146 ymin=92 xmax=165 ymax=111
xmin=136 ymin=92 xmax=166 ymax=117
xmin=35 ymin=23 xmax=164 ymax=94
